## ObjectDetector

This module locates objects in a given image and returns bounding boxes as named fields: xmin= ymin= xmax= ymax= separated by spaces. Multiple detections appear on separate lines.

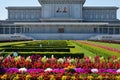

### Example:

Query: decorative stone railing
xmin=38 ymin=0 xmax=86 ymax=4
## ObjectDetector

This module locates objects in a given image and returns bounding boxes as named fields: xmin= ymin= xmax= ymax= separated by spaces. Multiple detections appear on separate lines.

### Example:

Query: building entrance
xmin=58 ymin=28 xmax=64 ymax=33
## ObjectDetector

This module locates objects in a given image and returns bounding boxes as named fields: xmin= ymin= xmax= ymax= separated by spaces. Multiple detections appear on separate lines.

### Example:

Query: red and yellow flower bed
xmin=0 ymin=55 xmax=120 ymax=80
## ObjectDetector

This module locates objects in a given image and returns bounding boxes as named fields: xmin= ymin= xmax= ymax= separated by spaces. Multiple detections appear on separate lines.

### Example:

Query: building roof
xmin=6 ymin=6 xmax=41 ymax=10
xmin=39 ymin=0 xmax=86 ymax=4
xmin=83 ymin=6 xmax=119 ymax=10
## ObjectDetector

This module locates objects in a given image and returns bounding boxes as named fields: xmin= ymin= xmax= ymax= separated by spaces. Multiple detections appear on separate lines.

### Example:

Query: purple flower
xmin=53 ymin=68 xmax=65 ymax=73
xmin=99 ymin=69 xmax=106 ymax=73
xmin=74 ymin=68 xmax=85 ymax=73
xmin=27 ymin=69 xmax=44 ymax=73
xmin=106 ymin=69 xmax=116 ymax=73
xmin=52 ymin=68 xmax=60 ymax=73
xmin=7 ymin=68 xmax=18 ymax=73
xmin=0 ymin=68 xmax=8 ymax=73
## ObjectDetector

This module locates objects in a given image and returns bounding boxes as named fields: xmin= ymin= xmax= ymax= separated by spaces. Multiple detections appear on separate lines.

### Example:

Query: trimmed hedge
xmin=1 ymin=52 xmax=84 ymax=58
xmin=5 ymin=46 xmax=75 ymax=48
xmin=4 ymin=48 xmax=70 ymax=52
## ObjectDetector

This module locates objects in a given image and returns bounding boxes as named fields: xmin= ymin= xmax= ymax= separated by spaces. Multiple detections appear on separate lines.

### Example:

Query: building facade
xmin=0 ymin=0 xmax=120 ymax=40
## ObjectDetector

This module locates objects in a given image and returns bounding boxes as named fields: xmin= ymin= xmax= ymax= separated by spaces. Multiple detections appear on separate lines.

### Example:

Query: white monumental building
xmin=0 ymin=0 xmax=120 ymax=40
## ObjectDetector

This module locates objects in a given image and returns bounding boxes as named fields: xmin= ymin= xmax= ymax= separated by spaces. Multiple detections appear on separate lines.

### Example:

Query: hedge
xmin=1 ymin=52 xmax=84 ymax=58
xmin=4 ymin=48 xmax=70 ymax=52
xmin=4 ymin=46 xmax=75 ymax=48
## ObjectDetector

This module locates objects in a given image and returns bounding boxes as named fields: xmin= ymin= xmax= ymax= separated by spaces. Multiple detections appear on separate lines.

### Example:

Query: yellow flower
xmin=97 ymin=75 xmax=102 ymax=80
xmin=41 ymin=56 xmax=47 ymax=63
xmin=116 ymin=76 xmax=120 ymax=80
xmin=26 ymin=75 xmax=32 ymax=80
xmin=87 ymin=76 xmax=93 ymax=80
xmin=79 ymin=76 xmax=84 ymax=80
xmin=13 ymin=74 xmax=19 ymax=80
xmin=37 ymin=76 xmax=44 ymax=80
xmin=14 ymin=56 xmax=21 ymax=61
xmin=25 ymin=56 xmax=31 ymax=62
xmin=71 ymin=76 xmax=76 ymax=80
xmin=50 ymin=75 xmax=55 ymax=80
xmin=1 ymin=74 xmax=7 ymax=80
xmin=62 ymin=76 xmax=67 ymax=80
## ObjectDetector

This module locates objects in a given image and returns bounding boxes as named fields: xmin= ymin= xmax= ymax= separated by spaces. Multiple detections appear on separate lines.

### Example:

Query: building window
xmin=25 ymin=27 xmax=29 ymax=33
xmin=103 ymin=28 xmax=108 ymax=33
xmin=58 ymin=28 xmax=64 ymax=33
xmin=109 ymin=28 xmax=113 ymax=34
xmin=99 ymin=28 xmax=102 ymax=33
xmin=0 ymin=28 xmax=3 ymax=34
xmin=5 ymin=28 xmax=9 ymax=34
xmin=16 ymin=28 xmax=21 ymax=33
xmin=94 ymin=28 xmax=98 ymax=33
xmin=11 ymin=28 xmax=15 ymax=34
xmin=115 ymin=28 xmax=119 ymax=34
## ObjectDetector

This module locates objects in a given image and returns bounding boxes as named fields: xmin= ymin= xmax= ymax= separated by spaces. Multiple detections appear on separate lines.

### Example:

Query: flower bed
xmin=0 ymin=55 xmax=120 ymax=79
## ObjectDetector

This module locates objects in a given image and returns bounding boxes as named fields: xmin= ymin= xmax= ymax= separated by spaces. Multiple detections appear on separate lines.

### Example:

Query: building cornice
xmin=39 ymin=0 xmax=86 ymax=4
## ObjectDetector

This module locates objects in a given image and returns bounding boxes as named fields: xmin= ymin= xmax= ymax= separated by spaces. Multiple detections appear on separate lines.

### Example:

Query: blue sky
xmin=0 ymin=0 xmax=120 ymax=20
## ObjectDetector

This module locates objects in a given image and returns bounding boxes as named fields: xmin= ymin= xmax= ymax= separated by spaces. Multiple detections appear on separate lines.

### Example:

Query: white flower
xmin=0 ymin=56 xmax=3 ymax=60
xmin=57 ymin=58 xmax=64 ymax=63
xmin=91 ymin=69 xmax=98 ymax=73
xmin=18 ymin=67 xmax=27 ymax=73
xmin=67 ymin=59 xmax=75 ymax=63
xmin=44 ymin=68 xmax=52 ymax=72
xmin=116 ymin=69 xmax=120 ymax=73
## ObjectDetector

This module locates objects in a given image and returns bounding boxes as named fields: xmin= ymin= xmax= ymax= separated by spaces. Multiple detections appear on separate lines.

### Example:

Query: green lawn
xmin=70 ymin=41 xmax=96 ymax=58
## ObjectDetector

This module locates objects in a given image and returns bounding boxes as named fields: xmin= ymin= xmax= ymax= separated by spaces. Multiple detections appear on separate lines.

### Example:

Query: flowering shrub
xmin=0 ymin=55 xmax=120 ymax=79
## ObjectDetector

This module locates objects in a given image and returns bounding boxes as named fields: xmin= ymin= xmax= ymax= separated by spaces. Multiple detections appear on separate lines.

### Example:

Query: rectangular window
xmin=94 ymin=28 xmax=98 ymax=33
xmin=115 ymin=28 xmax=119 ymax=34
xmin=109 ymin=28 xmax=113 ymax=34
xmin=103 ymin=28 xmax=108 ymax=33
xmin=0 ymin=28 xmax=3 ymax=34
xmin=99 ymin=28 xmax=102 ymax=33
